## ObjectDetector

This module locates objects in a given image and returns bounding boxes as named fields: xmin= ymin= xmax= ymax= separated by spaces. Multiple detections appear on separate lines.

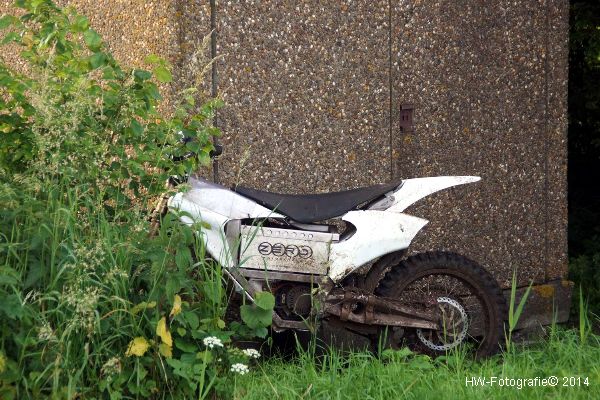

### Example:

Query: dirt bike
xmin=158 ymin=145 xmax=507 ymax=357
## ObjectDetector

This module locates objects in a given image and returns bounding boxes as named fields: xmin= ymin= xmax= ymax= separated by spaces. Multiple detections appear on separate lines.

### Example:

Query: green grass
xmin=236 ymin=328 xmax=600 ymax=400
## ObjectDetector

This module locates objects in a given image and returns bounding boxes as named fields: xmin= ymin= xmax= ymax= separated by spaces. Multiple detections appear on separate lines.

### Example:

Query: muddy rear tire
xmin=375 ymin=251 xmax=507 ymax=358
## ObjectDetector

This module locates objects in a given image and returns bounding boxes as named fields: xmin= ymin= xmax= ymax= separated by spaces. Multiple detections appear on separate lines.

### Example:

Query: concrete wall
xmin=213 ymin=0 xmax=569 ymax=290
xmin=0 ymin=1 xmax=569 ymax=291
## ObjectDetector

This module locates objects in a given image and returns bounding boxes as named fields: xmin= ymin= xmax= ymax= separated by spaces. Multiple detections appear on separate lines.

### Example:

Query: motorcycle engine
xmin=275 ymin=284 xmax=313 ymax=319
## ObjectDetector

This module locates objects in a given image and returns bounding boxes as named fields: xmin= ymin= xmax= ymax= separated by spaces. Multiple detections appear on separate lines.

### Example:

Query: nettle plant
xmin=0 ymin=0 xmax=218 ymax=210
xmin=0 ymin=1 xmax=273 ymax=399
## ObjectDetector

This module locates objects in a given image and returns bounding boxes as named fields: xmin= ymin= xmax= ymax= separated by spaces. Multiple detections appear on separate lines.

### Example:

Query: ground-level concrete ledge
xmin=507 ymin=279 xmax=574 ymax=331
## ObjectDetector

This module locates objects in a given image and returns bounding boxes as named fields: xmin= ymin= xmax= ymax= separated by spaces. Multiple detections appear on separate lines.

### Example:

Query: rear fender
xmin=387 ymin=176 xmax=480 ymax=213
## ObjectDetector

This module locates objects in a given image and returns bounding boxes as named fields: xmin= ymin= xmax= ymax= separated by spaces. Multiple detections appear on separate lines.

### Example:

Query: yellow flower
xmin=125 ymin=337 xmax=150 ymax=357
xmin=156 ymin=316 xmax=172 ymax=347
xmin=169 ymin=295 xmax=182 ymax=318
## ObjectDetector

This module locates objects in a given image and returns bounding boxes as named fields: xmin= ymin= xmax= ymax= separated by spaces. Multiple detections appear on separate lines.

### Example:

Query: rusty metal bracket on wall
xmin=399 ymin=104 xmax=414 ymax=134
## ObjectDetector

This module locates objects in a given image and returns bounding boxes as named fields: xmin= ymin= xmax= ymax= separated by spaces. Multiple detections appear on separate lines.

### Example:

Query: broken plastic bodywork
xmin=328 ymin=176 xmax=481 ymax=280
xmin=168 ymin=175 xmax=480 ymax=283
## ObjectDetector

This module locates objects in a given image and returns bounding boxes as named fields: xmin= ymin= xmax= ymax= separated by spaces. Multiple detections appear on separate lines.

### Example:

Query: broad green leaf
xmin=145 ymin=82 xmax=161 ymax=99
xmin=158 ymin=342 xmax=172 ymax=358
xmin=166 ymin=275 xmax=183 ymax=300
xmin=175 ymin=246 xmax=191 ymax=271
xmin=133 ymin=69 xmax=152 ymax=81
xmin=197 ymin=151 xmax=211 ymax=166
xmin=102 ymin=66 xmax=115 ymax=79
xmin=0 ymin=15 xmax=15 ymax=30
xmin=411 ymin=355 xmax=434 ymax=370
xmin=23 ymin=263 xmax=42 ymax=289
xmin=153 ymin=66 xmax=172 ymax=83
xmin=0 ymin=266 xmax=20 ymax=286
xmin=1 ymin=32 xmax=20 ymax=45
xmin=185 ymin=140 xmax=201 ymax=153
xmin=144 ymin=54 xmax=161 ymax=64
xmin=254 ymin=327 xmax=268 ymax=338
xmin=184 ymin=311 xmax=199 ymax=330
xmin=254 ymin=291 xmax=275 ymax=311
xmin=0 ymin=274 xmax=18 ymax=286
xmin=89 ymin=52 xmax=106 ymax=69
xmin=174 ymin=338 xmax=197 ymax=353
xmin=196 ymin=350 xmax=213 ymax=363
xmin=381 ymin=347 xmax=412 ymax=361
xmin=0 ymin=294 xmax=22 ymax=320
xmin=71 ymin=15 xmax=89 ymax=32
xmin=180 ymin=353 xmax=196 ymax=364
xmin=130 ymin=119 xmax=143 ymax=136
xmin=240 ymin=304 xmax=272 ymax=329
xmin=83 ymin=29 xmax=102 ymax=51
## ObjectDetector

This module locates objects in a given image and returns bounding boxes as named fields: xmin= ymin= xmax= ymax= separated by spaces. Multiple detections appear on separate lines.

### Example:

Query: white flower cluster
xmin=105 ymin=266 xmax=129 ymax=281
xmin=69 ymin=242 xmax=106 ymax=272
xmin=101 ymin=357 xmax=122 ymax=377
xmin=242 ymin=348 xmax=260 ymax=359
xmin=203 ymin=336 xmax=223 ymax=349
xmin=61 ymin=283 xmax=100 ymax=333
xmin=38 ymin=323 xmax=56 ymax=342
xmin=230 ymin=363 xmax=249 ymax=375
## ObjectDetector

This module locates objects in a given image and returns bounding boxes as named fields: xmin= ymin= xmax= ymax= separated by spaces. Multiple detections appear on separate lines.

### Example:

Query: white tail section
xmin=387 ymin=176 xmax=481 ymax=213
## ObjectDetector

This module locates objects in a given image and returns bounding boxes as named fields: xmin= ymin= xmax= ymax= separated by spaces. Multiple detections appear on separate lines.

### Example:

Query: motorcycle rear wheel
xmin=375 ymin=251 xmax=507 ymax=358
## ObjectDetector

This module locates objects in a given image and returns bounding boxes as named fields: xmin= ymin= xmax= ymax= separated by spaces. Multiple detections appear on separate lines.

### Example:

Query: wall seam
xmin=210 ymin=0 xmax=219 ymax=184
xmin=388 ymin=0 xmax=393 ymax=180
xmin=543 ymin=0 xmax=551 ymax=282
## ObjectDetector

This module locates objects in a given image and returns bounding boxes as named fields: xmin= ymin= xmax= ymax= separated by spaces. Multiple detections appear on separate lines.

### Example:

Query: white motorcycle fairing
xmin=168 ymin=175 xmax=480 ymax=283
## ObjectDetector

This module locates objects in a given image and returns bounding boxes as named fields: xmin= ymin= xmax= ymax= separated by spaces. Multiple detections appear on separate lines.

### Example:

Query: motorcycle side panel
xmin=328 ymin=210 xmax=428 ymax=282
xmin=182 ymin=176 xmax=285 ymax=220
xmin=168 ymin=177 xmax=283 ymax=268
xmin=168 ymin=193 xmax=234 ymax=268
xmin=239 ymin=225 xmax=336 ymax=274
xmin=387 ymin=176 xmax=480 ymax=213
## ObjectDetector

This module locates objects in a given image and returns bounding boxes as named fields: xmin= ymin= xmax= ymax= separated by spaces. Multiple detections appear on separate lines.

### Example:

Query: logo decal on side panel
xmin=258 ymin=242 xmax=272 ymax=256
xmin=257 ymin=242 xmax=313 ymax=259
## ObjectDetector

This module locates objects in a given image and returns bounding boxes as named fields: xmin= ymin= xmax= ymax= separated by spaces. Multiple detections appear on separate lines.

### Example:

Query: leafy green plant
xmin=0 ymin=0 xmax=220 ymax=212
xmin=0 ymin=1 xmax=273 ymax=399
xmin=578 ymin=286 xmax=591 ymax=344
xmin=241 ymin=291 xmax=276 ymax=339
xmin=505 ymin=268 xmax=533 ymax=352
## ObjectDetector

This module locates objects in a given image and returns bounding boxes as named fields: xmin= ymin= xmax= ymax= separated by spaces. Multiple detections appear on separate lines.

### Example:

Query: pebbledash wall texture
xmin=0 ymin=1 xmax=571 ymax=326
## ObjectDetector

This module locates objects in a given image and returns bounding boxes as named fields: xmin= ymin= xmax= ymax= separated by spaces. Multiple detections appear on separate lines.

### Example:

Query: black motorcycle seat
xmin=234 ymin=180 xmax=402 ymax=223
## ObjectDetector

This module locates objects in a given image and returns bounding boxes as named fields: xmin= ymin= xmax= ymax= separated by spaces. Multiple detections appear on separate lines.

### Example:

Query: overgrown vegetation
xmin=0 ymin=1 xmax=272 ymax=398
